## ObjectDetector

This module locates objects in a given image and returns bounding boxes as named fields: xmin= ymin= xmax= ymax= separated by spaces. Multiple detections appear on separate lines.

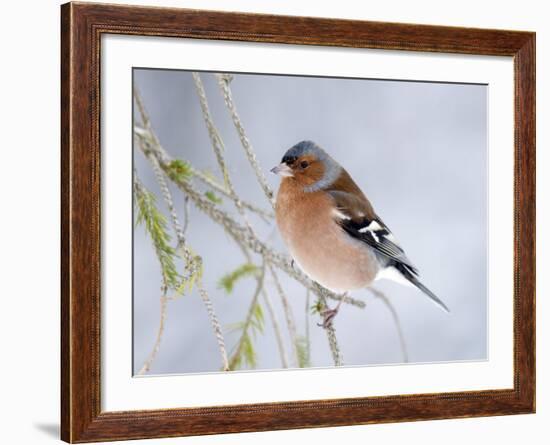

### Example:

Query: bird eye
xmin=300 ymin=161 xmax=309 ymax=169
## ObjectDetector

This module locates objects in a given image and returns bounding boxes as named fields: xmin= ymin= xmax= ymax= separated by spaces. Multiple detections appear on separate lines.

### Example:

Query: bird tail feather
xmin=395 ymin=264 xmax=450 ymax=313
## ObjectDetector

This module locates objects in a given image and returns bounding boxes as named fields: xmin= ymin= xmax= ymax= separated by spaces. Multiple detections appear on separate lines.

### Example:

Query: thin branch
xmin=225 ymin=207 xmax=290 ymax=370
xmin=182 ymin=195 xmax=190 ymax=234
xmin=134 ymin=87 xmax=152 ymax=130
xmin=144 ymin=142 xmax=229 ymax=371
xmin=191 ymin=73 xmax=230 ymax=188
xmin=228 ymin=261 xmax=266 ymax=370
xmin=180 ymin=158 xmax=274 ymax=221
xmin=134 ymin=85 xmax=355 ymax=369
xmin=214 ymin=76 xmax=345 ymax=368
xmin=261 ymin=289 xmax=289 ymax=368
xmin=313 ymin=283 xmax=343 ymax=366
xmin=325 ymin=326 xmax=343 ymax=366
xmin=216 ymin=74 xmax=276 ymax=208
xmin=198 ymin=280 xmax=230 ymax=371
xmin=135 ymin=126 xmax=273 ymax=220
xmin=192 ymin=73 xmax=258 ymax=238
xmin=368 ymin=287 xmax=409 ymax=363
xmin=137 ymin=288 xmax=168 ymax=375
xmin=148 ymin=154 xmax=187 ymax=257
xmin=269 ymin=264 xmax=300 ymax=367
xmin=135 ymin=125 xmax=365 ymax=309
xmin=305 ymin=288 xmax=311 ymax=366
xmin=133 ymin=173 xmax=172 ymax=376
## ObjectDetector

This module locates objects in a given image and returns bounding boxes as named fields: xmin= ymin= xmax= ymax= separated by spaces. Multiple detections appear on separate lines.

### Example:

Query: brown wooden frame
xmin=61 ymin=1 xmax=536 ymax=442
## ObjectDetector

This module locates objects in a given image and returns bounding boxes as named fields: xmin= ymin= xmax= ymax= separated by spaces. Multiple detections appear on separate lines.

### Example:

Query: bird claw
xmin=317 ymin=307 xmax=339 ymax=329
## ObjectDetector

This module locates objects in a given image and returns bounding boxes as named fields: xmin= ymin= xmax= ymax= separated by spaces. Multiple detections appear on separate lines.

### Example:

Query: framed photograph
xmin=61 ymin=2 xmax=535 ymax=442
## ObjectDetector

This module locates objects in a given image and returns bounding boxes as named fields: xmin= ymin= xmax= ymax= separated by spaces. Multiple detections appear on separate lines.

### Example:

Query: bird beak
xmin=270 ymin=163 xmax=293 ymax=177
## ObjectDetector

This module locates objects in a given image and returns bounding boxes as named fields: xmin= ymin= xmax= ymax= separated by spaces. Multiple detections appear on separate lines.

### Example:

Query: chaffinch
xmin=271 ymin=140 xmax=449 ymax=326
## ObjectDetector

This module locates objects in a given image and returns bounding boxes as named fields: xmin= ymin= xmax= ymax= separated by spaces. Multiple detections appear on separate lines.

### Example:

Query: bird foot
xmin=317 ymin=293 xmax=347 ymax=328
xmin=318 ymin=307 xmax=339 ymax=329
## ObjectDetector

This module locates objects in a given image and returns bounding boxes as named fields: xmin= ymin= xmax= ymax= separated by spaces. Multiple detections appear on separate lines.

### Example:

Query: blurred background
xmin=133 ymin=69 xmax=487 ymax=375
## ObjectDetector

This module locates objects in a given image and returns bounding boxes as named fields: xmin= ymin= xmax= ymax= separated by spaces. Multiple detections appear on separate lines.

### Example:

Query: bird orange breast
xmin=275 ymin=178 xmax=379 ymax=293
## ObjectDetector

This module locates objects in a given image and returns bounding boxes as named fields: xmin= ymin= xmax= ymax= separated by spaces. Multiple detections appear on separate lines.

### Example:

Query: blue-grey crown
xmin=282 ymin=140 xmax=329 ymax=164
xmin=281 ymin=140 xmax=341 ymax=192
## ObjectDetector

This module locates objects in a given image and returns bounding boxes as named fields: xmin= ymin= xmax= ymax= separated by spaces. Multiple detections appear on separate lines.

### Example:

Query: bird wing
xmin=328 ymin=189 xmax=449 ymax=312
xmin=327 ymin=190 xmax=419 ymax=275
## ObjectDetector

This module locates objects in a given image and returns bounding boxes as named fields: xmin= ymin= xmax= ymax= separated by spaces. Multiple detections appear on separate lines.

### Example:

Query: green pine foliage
xmin=204 ymin=190 xmax=222 ymax=204
xmin=296 ymin=335 xmax=311 ymax=368
xmin=227 ymin=302 xmax=264 ymax=370
xmin=134 ymin=179 xmax=204 ymax=297
xmin=250 ymin=302 xmax=264 ymax=335
xmin=166 ymin=159 xmax=192 ymax=183
xmin=311 ymin=300 xmax=324 ymax=315
xmin=228 ymin=331 xmax=255 ymax=369
xmin=218 ymin=263 xmax=259 ymax=293
xmin=175 ymin=247 xmax=203 ymax=295
xmin=134 ymin=183 xmax=181 ymax=289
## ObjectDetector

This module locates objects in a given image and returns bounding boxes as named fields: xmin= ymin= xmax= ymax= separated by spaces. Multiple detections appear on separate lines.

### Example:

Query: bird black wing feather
xmin=327 ymin=190 xmax=418 ymax=275
xmin=339 ymin=216 xmax=419 ymax=275
xmin=327 ymin=190 xmax=449 ymax=312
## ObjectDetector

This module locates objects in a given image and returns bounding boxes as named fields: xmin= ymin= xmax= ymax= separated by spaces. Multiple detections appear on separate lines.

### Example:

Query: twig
xmin=191 ymin=168 xmax=273 ymax=221
xmin=192 ymin=73 xmax=258 ymax=237
xmin=269 ymin=264 xmax=300 ymax=367
xmin=137 ymin=288 xmax=168 ymax=375
xmin=313 ymin=283 xmax=343 ymax=366
xmin=133 ymin=173 xmax=171 ymax=376
xmin=305 ymin=288 xmax=311 ymax=366
xmin=216 ymin=73 xmax=344 ymax=366
xmin=148 ymin=155 xmax=187 ymax=258
xmin=228 ymin=261 xmax=266 ymax=369
xmin=261 ymin=289 xmax=289 ymax=368
xmin=134 ymin=87 xmax=151 ymax=130
xmin=134 ymin=116 xmax=361 ymax=308
xmin=216 ymin=74 xmax=276 ymax=208
xmin=192 ymin=73 xmax=230 ymax=187
xmin=198 ymin=281 xmax=230 ymax=371
xmin=224 ymin=205 xmax=290 ymax=370
xmin=134 ymin=86 xmax=355 ymax=369
xmin=368 ymin=287 xmax=409 ymax=363
xmin=136 ymin=127 xmax=365 ymax=309
xmin=135 ymin=126 xmax=273 ymax=220
xmin=144 ymin=142 xmax=229 ymax=371
xmin=182 ymin=196 xmax=190 ymax=234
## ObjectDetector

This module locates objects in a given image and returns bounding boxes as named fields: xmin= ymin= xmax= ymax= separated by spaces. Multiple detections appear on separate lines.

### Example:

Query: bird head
xmin=270 ymin=140 xmax=342 ymax=192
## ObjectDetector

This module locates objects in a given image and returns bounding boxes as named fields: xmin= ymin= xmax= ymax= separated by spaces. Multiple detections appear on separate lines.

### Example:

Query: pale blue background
xmin=133 ymin=69 xmax=487 ymax=375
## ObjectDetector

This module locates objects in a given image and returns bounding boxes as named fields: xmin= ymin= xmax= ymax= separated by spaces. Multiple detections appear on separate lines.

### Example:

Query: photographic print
xmin=62 ymin=4 xmax=535 ymax=440
xmin=133 ymin=69 xmax=487 ymax=375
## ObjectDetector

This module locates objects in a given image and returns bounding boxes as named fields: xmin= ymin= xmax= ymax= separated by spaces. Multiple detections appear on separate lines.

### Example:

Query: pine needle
xmin=218 ymin=263 xmax=259 ymax=294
